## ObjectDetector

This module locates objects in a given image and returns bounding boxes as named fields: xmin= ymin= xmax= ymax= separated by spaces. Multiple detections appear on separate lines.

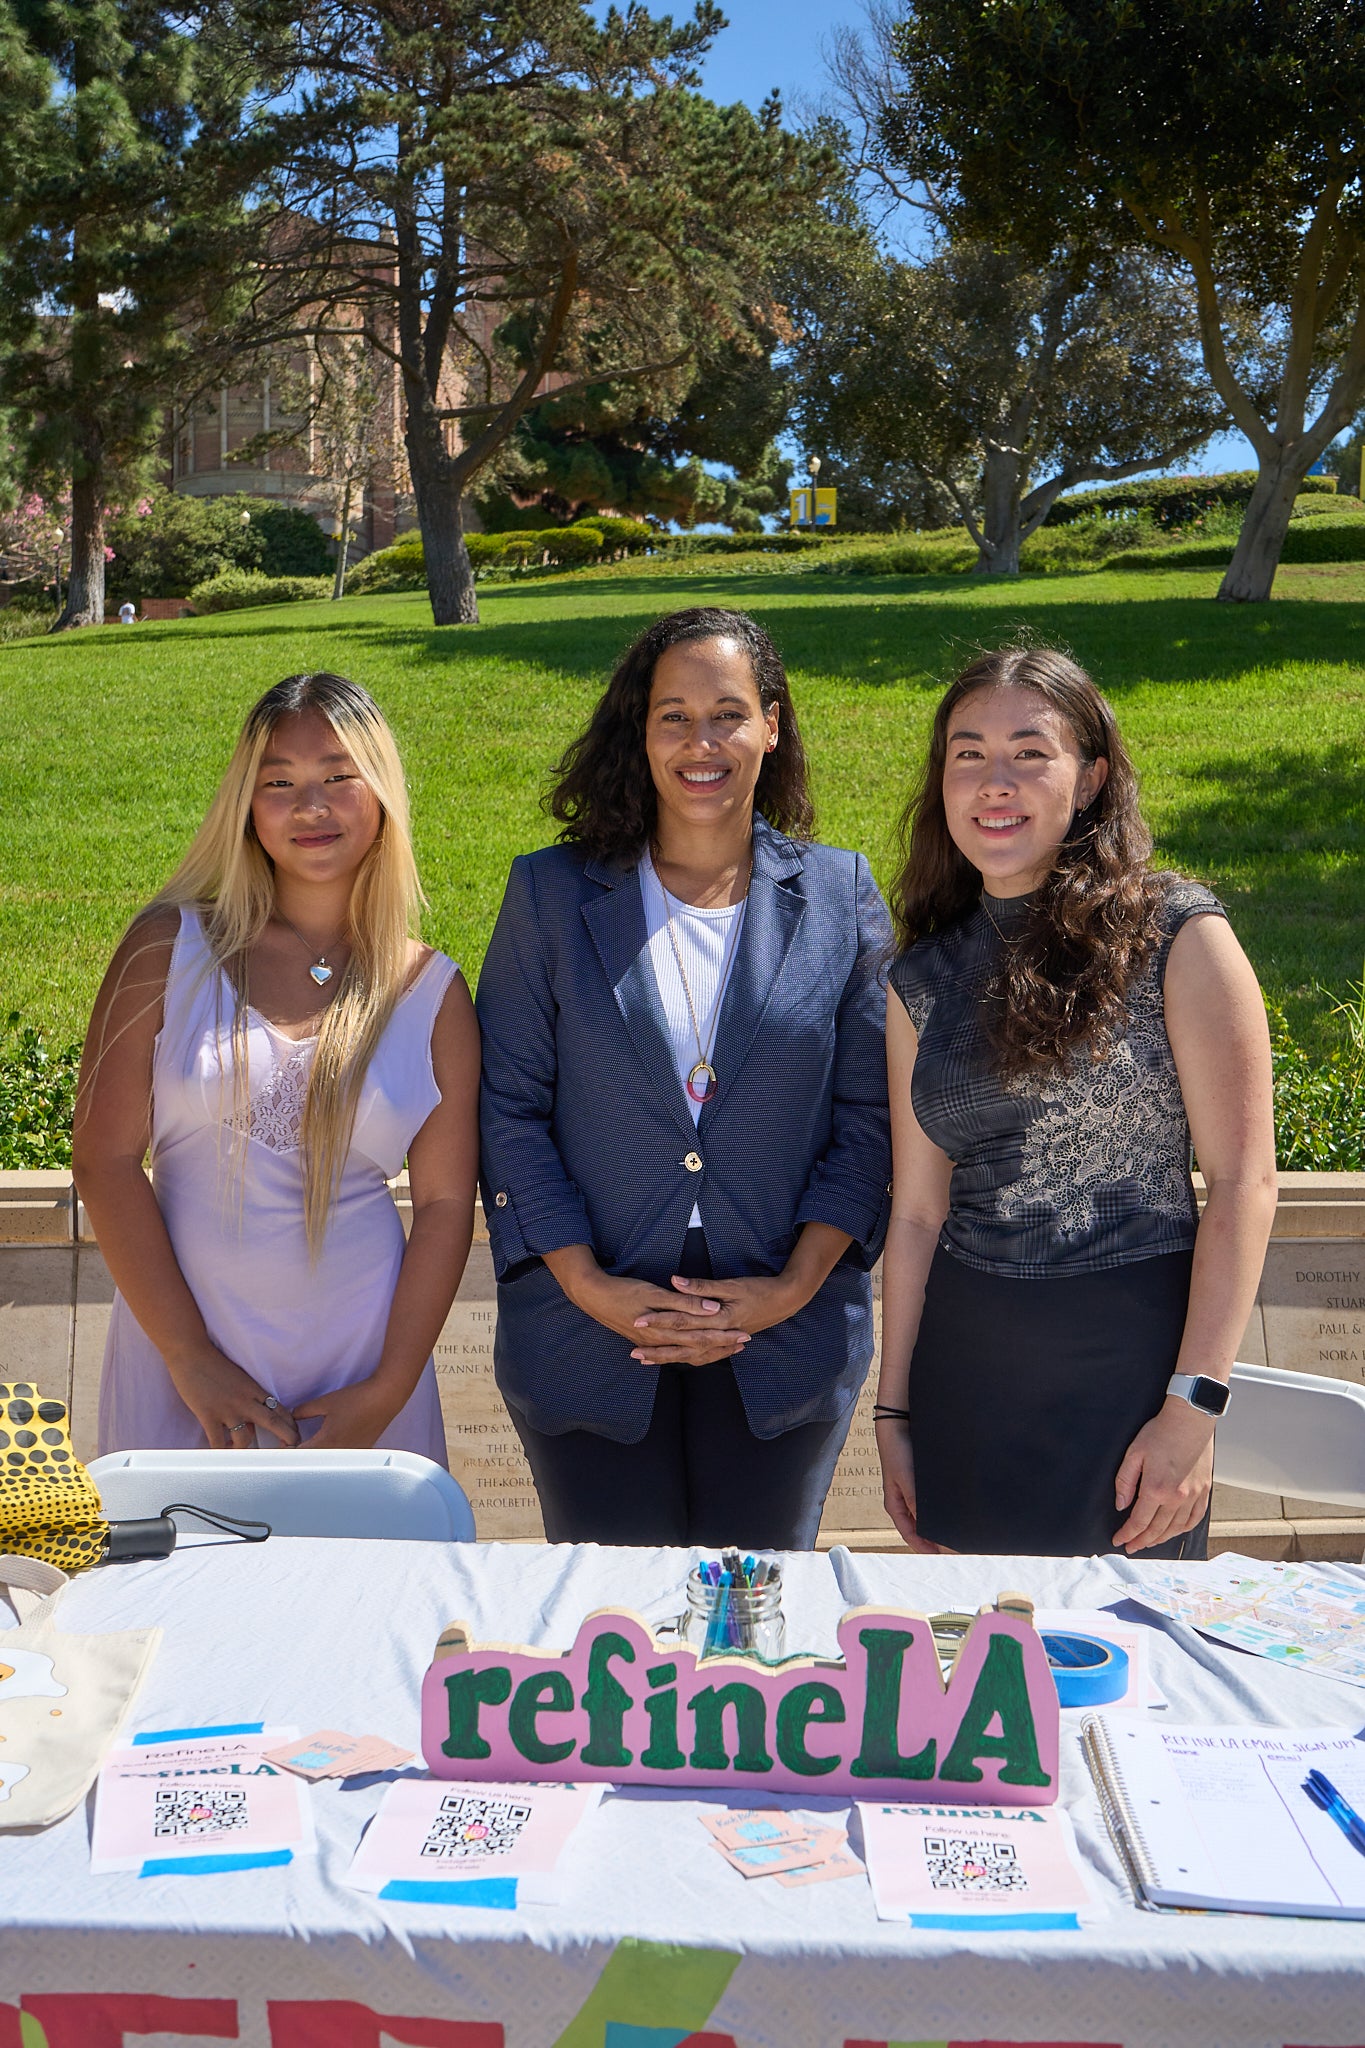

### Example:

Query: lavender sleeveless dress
xmin=98 ymin=907 xmax=456 ymax=1461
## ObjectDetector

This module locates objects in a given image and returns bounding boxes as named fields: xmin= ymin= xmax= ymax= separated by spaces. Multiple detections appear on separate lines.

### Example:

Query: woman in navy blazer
xmin=477 ymin=607 xmax=892 ymax=1546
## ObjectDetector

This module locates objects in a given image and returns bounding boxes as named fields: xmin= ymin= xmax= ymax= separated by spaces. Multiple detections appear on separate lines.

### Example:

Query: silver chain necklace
xmin=274 ymin=912 xmax=347 ymax=987
xmin=652 ymin=851 xmax=752 ymax=1105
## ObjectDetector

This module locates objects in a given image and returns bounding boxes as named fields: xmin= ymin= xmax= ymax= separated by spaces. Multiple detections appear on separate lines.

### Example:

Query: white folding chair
xmin=87 ymin=1447 xmax=477 ymax=1541
xmin=1213 ymin=1362 xmax=1365 ymax=1512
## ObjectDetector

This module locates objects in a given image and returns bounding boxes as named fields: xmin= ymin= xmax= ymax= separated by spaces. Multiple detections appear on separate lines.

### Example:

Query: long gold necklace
xmin=653 ymin=851 xmax=752 ymax=1105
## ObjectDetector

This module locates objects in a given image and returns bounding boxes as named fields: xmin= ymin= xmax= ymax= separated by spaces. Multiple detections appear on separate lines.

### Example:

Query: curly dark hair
xmin=890 ymin=645 xmax=1167 ymax=1078
xmin=548 ymin=607 xmax=815 ymax=859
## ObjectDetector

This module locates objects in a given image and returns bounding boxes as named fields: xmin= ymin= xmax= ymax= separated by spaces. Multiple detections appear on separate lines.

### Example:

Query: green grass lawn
xmin=3 ymin=559 xmax=1363 ymax=1064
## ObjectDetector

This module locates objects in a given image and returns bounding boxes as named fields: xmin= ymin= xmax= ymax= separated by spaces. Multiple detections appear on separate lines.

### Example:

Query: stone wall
xmin=2 ymin=1170 xmax=1362 ymax=1558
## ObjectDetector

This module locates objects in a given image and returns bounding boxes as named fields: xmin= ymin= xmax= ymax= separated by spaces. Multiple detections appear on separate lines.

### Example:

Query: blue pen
xmin=1304 ymin=1769 xmax=1365 ymax=1856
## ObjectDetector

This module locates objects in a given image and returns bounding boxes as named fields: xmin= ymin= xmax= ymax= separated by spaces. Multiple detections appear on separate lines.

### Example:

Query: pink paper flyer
xmin=857 ymin=1800 xmax=1101 ymax=1926
xmin=91 ymin=1726 xmax=316 ymax=1875
xmin=346 ymin=1778 xmax=603 ymax=1903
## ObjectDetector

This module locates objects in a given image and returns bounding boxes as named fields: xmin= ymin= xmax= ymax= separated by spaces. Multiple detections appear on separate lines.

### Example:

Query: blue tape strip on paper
xmin=379 ymin=1877 xmax=519 ymax=1909
xmin=139 ymin=1849 xmax=293 ymax=1877
xmin=1041 ymin=1630 xmax=1130 ymax=1708
xmin=907 ymin=1910 xmax=1082 ymax=1931
xmin=133 ymin=1722 xmax=265 ymax=1744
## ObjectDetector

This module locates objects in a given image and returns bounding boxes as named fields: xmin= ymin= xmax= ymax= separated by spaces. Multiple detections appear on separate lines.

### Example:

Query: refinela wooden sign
xmin=420 ymin=1603 xmax=1060 ymax=1806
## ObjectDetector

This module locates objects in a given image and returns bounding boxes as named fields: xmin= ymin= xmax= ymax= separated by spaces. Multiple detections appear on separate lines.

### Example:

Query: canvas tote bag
xmin=0 ymin=1552 xmax=161 ymax=1828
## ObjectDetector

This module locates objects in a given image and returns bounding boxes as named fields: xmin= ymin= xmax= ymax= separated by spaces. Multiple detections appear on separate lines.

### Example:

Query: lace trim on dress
xmin=231 ymin=1031 xmax=317 ymax=1154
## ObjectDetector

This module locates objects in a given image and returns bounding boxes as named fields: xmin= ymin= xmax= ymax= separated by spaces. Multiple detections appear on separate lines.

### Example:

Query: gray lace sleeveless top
xmin=889 ymin=877 xmax=1226 ymax=1278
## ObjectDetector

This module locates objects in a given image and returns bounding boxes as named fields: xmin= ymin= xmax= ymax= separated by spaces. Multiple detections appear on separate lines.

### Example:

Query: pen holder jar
xmin=681 ymin=1565 xmax=785 ymax=1664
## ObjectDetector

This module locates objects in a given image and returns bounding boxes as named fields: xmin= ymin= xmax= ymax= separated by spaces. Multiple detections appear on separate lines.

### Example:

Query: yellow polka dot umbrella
xmin=0 ymin=1383 xmax=108 ymax=1572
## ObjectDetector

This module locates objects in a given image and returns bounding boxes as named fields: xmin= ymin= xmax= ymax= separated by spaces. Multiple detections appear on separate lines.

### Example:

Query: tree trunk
xmin=971 ymin=446 xmax=1024 ymax=574
xmin=1217 ymin=450 xmax=1306 ymax=602
xmin=331 ymin=480 xmax=352 ymax=601
xmin=54 ymin=459 xmax=105 ymax=630
xmin=407 ymin=429 xmax=478 ymax=625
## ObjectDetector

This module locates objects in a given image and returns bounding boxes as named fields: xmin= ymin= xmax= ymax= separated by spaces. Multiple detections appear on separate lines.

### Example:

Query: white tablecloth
xmin=4 ymin=1538 xmax=1365 ymax=2048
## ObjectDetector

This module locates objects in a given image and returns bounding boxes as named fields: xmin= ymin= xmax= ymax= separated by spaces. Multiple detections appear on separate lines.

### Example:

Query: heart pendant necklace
xmin=275 ymin=912 xmax=346 ymax=988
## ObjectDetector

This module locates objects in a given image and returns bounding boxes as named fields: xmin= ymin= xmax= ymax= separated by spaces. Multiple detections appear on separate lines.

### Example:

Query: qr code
xmin=420 ymin=1792 xmax=533 ymax=1861
xmin=152 ymin=1787 xmax=250 ymax=1838
xmin=923 ymin=1834 xmax=1028 ymax=1893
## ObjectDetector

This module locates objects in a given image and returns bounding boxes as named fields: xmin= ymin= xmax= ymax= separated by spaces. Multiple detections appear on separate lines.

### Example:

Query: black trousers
xmin=510 ymin=1230 xmax=855 ymax=1549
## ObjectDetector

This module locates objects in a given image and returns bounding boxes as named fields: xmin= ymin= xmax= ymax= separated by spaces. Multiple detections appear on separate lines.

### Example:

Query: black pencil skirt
xmin=909 ymin=1245 xmax=1210 ymax=1558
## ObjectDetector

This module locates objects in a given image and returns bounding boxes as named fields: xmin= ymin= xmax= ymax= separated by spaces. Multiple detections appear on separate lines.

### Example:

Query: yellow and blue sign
xmin=789 ymin=487 xmax=837 ymax=528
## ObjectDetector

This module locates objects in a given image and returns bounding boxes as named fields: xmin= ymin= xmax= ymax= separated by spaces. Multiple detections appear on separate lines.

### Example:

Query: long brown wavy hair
xmin=890 ymin=645 xmax=1166 ymax=1078
xmin=548 ymin=607 xmax=815 ymax=859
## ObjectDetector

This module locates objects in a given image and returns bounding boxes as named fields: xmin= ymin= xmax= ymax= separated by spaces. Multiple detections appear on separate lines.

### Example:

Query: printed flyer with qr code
xmin=91 ymin=1728 xmax=316 ymax=1875
xmin=345 ymin=1779 xmax=603 ymax=1904
xmin=856 ymin=1801 xmax=1102 ymax=1926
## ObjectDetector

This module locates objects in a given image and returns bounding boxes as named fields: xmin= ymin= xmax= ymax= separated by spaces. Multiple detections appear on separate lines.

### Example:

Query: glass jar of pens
xmin=681 ymin=1550 xmax=785 ymax=1664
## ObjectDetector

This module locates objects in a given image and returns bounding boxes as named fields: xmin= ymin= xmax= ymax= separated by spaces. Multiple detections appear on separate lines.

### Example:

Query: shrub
xmin=106 ymin=491 xmax=331 ymax=599
xmin=1268 ymin=997 xmax=1364 ymax=1171
xmin=667 ymin=530 xmax=827 ymax=556
xmin=586 ymin=516 xmax=654 ymax=555
xmin=0 ymin=1016 xmax=80 ymax=1170
xmin=0 ymin=598 xmax=55 ymax=641
xmin=541 ymin=525 xmax=604 ymax=566
xmin=189 ymin=569 xmax=331 ymax=612
xmin=347 ymin=533 xmax=426 ymax=593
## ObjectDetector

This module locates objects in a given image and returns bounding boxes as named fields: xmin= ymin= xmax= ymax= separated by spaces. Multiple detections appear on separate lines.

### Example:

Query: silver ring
xmin=228 ymin=1420 xmax=251 ymax=1434
xmin=262 ymin=1395 xmax=281 ymax=1412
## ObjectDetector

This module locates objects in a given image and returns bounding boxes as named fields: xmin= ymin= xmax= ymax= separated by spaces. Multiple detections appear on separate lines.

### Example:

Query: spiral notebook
xmin=1084 ymin=1713 xmax=1365 ymax=1919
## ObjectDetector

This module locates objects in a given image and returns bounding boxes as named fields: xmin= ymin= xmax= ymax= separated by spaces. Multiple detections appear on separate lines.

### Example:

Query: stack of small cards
xmin=701 ymin=1807 xmax=863 ymax=1887
xmin=265 ymin=1730 xmax=415 ymax=1779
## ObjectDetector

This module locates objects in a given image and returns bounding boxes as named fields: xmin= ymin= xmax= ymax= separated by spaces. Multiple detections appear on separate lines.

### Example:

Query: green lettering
xmin=688 ymin=1682 xmax=773 ymax=1773
xmin=641 ymin=1662 xmax=684 ymax=1770
xmin=580 ymin=1629 xmax=636 ymax=1768
xmin=774 ymin=1681 xmax=845 ymax=1777
xmin=850 ymin=1628 xmax=936 ymax=1780
xmin=939 ymin=1633 xmax=1051 ymax=1787
xmin=441 ymin=1664 xmax=513 ymax=1760
xmin=508 ymin=1670 xmax=576 ymax=1765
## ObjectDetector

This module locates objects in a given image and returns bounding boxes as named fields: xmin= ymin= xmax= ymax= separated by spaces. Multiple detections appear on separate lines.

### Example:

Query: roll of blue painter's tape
xmin=1040 ymin=1630 xmax=1129 ymax=1708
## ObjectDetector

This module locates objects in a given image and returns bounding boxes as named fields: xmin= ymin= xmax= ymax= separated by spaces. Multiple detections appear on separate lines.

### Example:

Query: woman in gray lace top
xmin=875 ymin=647 xmax=1276 ymax=1557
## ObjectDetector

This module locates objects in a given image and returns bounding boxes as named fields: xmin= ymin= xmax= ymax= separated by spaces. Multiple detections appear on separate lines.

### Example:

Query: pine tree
xmin=0 ymin=2 xmax=278 ymax=626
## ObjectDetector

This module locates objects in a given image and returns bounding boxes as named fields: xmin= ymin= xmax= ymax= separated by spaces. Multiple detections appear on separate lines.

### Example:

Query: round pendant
xmin=686 ymin=1060 xmax=718 ymax=1104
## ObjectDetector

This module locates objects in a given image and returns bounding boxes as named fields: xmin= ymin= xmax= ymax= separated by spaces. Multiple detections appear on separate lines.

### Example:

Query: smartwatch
xmin=1166 ymin=1372 xmax=1231 ymax=1418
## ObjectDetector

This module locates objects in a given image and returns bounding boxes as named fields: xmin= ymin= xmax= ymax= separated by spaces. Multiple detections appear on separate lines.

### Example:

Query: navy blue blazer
xmin=476 ymin=814 xmax=892 ymax=1443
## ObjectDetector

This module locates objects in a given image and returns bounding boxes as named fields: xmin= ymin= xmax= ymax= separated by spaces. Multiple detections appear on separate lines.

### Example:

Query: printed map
xmin=1128 ymin=1554 xmax=1365 ymax=1690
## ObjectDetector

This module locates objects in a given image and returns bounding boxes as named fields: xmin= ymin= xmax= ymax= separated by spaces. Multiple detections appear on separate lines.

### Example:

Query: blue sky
xmin=694 ymin=0 xmax=1254 ymax=479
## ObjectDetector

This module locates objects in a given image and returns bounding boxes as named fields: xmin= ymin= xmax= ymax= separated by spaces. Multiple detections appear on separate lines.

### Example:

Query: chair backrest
xmin=86 ymin=1448 xmax=477 ymax=1541
xmin=1214 ymin=1362 xmax=1365 ymax=1510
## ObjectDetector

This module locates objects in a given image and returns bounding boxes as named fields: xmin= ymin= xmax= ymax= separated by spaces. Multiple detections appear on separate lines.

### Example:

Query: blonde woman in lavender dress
xmin=76 ymin=672 xmax=479 ymax=1458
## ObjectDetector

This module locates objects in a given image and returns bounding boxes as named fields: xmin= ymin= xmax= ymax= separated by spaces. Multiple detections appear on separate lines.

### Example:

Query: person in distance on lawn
xmin=476 ymin=606 xmax=892 ymax=1547
xmin=77 ymin=671 xmax=479 ymax=1457
xmin=875 ymin=644 xmax=1276 ymax=1558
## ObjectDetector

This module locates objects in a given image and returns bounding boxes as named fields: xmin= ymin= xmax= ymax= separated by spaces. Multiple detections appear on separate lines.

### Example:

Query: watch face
xmin=1192 ymin=1376 xmax=1231 ymax=1417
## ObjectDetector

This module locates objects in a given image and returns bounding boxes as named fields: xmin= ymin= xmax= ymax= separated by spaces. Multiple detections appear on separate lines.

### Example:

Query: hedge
xmin=4 ymin=1000 xmax=1358 ymax=1171
xmin=347 ymin=518 xmax=655 ymax=591
xmin=189 ymin=570 xmax=332 ymax=612
xmin=1047 ymin=469 xmax=1338 ymax=528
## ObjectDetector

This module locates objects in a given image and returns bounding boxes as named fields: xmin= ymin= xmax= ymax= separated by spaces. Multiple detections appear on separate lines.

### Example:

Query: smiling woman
xmin=476 ymin=607 xmax=893 ymax=1548
xmin=874 ymin=646 xmax=1278 ymax=1561
xmin=72 ymin=672 xmax=481 ymax=1461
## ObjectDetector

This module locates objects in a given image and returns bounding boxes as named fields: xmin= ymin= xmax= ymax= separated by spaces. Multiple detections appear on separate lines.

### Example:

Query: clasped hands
xmin=571 ymin=1268 xmax=799 ymax=1367
xmin=167 ymin=1338 xmax=400 ymax=1450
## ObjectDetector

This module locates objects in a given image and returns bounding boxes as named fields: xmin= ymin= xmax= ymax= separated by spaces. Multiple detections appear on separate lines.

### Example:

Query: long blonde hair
xmin=150 ymin=672 xmax=423 ymax=1251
